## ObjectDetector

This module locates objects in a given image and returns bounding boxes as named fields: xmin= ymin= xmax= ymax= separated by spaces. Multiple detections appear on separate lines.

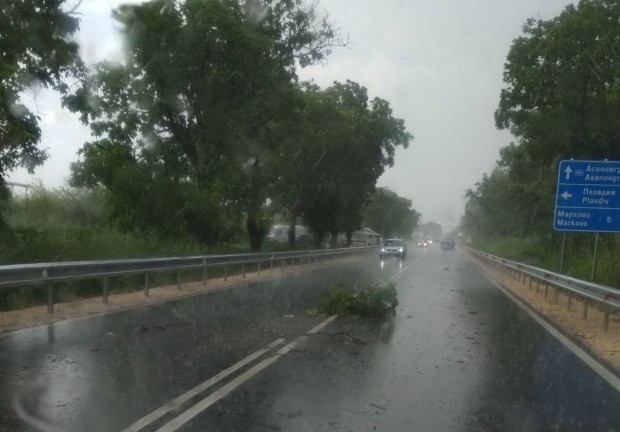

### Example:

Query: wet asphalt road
xmin=175 ymin=248 xmax=620 ymax=432
xmin=1 ymin=247 xmax=620 ymax=431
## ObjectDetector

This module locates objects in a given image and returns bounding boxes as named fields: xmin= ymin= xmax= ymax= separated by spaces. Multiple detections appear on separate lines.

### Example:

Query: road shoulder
xmin=464 ymin=249 xmax=620 ymax=377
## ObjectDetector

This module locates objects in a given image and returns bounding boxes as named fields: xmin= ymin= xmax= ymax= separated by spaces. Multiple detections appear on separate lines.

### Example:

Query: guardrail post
xmin=522 ymin=274 xmax=527 ymax=286
xmin=292 ymin=256 xmax=295 ymax=268
xmin=528 ymin=278 xmax=533 ymax=291
xmin=270 ymin=255 xmax=274 ymax=274
xmin=582 ymin=299 xmax=589 ymax=320
xmin=202 ymin=262 xmax=207 ymax=286
xmin=603 ymin=304 xmax=610 ymax=332
xmin=47 ymin=281 xmax=54 ymax=314
xmin=553 ymin=287 xmax=559 ymax=304
xmin=103 ymin=277 xmax=109 ymax=304
xmin=242 ymin=262 xmax=246 ymax=279
xmin=567 ymin=293 xmax=573 ymax=311
xmin=257 ymin=261 xmax=261 ymax=276
xmin=315 ymin=253 xmax=318 ymax=264
xmin=536 ymin=280 xmax=540 ymax=294
xmin=144 ymin=273 xmax=150 ymax=296
xmin=177 ymin=271 xmax=182 ymax=290
xmin=224 ymin=264 xmax=228 ymax=282
xmin=544 ymin=284 xmax=549 ymax=299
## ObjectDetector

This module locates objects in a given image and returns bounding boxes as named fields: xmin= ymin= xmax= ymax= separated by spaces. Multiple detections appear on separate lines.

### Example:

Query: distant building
xmin=350 ymin=228 xmax=381 ymax=246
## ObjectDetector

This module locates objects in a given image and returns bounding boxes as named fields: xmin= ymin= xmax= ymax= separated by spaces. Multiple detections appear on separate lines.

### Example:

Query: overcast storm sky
xmin=8 ymin=0 xmax=576 ymax=230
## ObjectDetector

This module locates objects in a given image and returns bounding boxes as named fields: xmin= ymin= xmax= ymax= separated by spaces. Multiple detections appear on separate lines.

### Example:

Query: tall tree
xmin=363 ymin=187 xmax=419 ymax=239
xmin=1 ymin=0 xmax=83 ymax=189
xmin=66 ymin=0 xmax=342 ymax=247
xmin=497 ymin=0 xmax=620 ymax=162
xmin=266 ymin=81 xmax=412 ymax=248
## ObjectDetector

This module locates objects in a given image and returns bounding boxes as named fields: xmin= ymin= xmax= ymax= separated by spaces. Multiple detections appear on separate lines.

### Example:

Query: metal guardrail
xmin=465 ymin=247 xmax=620 ymax=332
xmin=0 ymin=247 xmax=374 ymax=314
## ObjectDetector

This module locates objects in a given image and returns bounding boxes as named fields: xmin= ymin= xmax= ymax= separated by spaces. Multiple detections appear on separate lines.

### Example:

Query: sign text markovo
xmin=554 ymin=160 xmax=620 ymax=233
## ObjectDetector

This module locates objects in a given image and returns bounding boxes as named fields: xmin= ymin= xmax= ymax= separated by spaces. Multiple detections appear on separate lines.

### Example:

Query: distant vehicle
xmin=417 ymin=241 xmax=428 ymax=247
xmin=440 ymin=238 xmax=456 ymax=250
xmin=380 ymin=238 xmax=407 ymax=259
xmin=267 ymin=225 xmax=308 ymax=243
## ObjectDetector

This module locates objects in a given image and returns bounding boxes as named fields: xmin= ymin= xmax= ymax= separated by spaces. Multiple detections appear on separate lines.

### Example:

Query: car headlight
xmin=399 ymin=248 xmax=403 ymax=252
xmin=381 ymin=248 xmax=385 ymax=252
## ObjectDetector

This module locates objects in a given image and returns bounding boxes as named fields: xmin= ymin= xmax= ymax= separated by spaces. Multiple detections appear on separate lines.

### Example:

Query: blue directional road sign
xmin=554 ymin=160 xmax=620 ymax=233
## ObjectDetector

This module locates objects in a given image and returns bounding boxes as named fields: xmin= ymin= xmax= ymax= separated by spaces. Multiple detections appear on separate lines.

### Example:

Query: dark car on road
xmin=379 ymin=239 xmax=407 ymax=259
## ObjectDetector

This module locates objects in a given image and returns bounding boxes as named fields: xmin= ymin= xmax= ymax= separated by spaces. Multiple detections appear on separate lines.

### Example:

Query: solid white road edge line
xmin=155 ymin=314 xmax=339 ymax=432
xmin=488 ymin=278 xmax=620 ymax=393
xmin=121 ymin=338 xmax=285 ymax=432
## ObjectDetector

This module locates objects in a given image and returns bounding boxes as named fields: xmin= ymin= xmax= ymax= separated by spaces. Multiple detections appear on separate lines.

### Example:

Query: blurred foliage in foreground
xmin=317 ymin=282 xmax=398 ymax=318
xmin=461 ymin=0 xmax=620 ymax=288
xmin=0 ymin=185 xmax=235 ymax=264
xmin=0 ymin=183 xmax=415 ymax=264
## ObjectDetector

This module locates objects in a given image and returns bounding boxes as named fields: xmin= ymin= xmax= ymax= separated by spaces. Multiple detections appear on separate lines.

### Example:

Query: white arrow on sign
xmin=564 ymin=166 xmax=573 ymax=180
xmin=560 ymin=191 xmax=573 ymax=200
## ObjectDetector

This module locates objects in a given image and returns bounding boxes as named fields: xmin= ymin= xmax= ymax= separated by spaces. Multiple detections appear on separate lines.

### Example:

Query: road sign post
xmin=554 ymin=160 xmax=620 ymax=278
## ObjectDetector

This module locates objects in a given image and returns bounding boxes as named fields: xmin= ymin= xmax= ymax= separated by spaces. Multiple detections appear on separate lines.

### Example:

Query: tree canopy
xmin=267 ymin=82 xmax=412 ymax=247
xmin=363 ymin=187 xmax=420 ymax=239
xmin=0 ymin=0 xmax=83 ymax=188
xmin=65 ymin=0 xmax=411 ymax=250
xmin=464 ymin=0 xmax=620 ymax=241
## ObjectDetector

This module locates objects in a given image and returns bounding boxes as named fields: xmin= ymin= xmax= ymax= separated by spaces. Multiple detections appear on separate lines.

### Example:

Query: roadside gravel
xmin=466 ymin=251 xmax=620 ymax=374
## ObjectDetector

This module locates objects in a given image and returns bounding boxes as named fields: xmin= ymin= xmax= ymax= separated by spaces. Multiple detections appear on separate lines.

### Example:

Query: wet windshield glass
xmin=2 ymin=1 xmax=620 ymax=431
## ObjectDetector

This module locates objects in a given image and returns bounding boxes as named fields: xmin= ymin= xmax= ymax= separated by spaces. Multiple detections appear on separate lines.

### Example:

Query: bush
xmin=317 ymin=282 xmax=399 ymax=318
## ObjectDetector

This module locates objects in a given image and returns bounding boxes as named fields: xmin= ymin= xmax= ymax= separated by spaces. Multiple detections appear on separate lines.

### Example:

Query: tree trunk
xmin=246 ymin=210 xmax=263 ymax=252
xmin=523 ymin=203 xmax=539 ymax=238
xmin=330 ymin=232 xmax=338 ymax=249
xmin=288 ymin=214 xmax=297 ymax=250
xmin=313 ymin=231 xmax=323 ymax=249
xmin=245 ymin=155 xmax=264 ymax=252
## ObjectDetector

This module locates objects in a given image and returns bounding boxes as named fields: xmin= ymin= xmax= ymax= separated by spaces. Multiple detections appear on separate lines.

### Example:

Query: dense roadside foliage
xmin=64 ymin=0 xmax=413 ymax=251
xmin=1 ymin=0 xmax=418 ymax=261
xmin=268 ymin=83 xmax=412 ymax=248
xmin=1 ymin=185 xmax=205 ymax=263
xmin=462 ymin=0 xmax=620 ymax=287
xmin=363 ymin=187 xmax=420 ymax=239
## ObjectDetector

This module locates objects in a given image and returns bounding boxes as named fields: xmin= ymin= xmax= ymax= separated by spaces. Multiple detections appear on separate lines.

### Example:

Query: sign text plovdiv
xmin=554 ymin=160 xmax=620 ymax=233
